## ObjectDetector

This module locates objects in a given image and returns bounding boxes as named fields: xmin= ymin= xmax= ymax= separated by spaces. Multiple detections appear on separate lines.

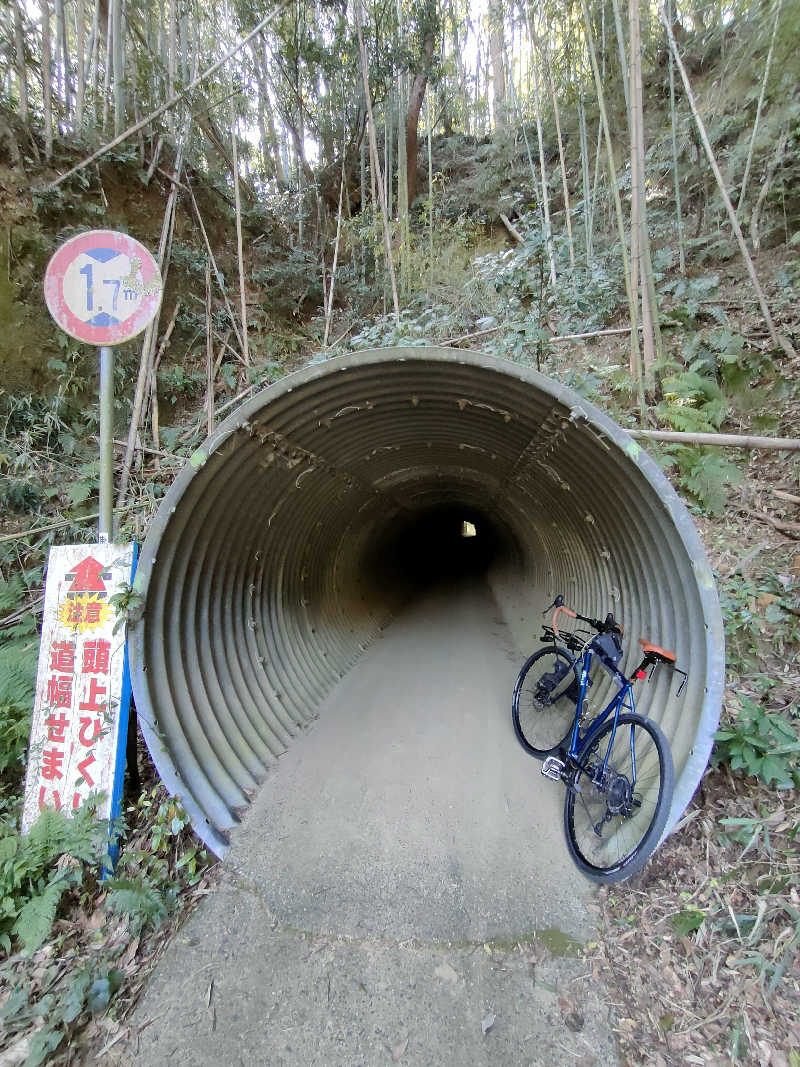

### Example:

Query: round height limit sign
xmin=44 ymin=229 xmax=163 ymax=345
xmin=44 ymin=230 xmax=163 ymax=543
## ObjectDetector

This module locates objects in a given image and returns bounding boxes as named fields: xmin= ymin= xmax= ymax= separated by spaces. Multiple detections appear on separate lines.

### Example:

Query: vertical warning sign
xmin=21 ymin=544 xmax=136 ymax=832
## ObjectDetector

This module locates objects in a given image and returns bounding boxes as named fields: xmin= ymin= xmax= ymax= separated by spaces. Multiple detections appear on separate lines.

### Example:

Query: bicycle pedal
xmin=541 ymin=756 xmax=565 ymax=781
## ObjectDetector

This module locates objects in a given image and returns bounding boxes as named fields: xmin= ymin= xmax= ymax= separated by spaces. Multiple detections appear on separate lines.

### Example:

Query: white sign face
xmin=21 ymin=544 xmax=136 ymax=832
xmin=43 ymin=230 xmax=163 ymax=346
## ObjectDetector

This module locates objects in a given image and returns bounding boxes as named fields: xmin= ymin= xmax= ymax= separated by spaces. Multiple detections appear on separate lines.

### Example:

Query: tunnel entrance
xmin=128 ymin=347 xmax=724 ymax=857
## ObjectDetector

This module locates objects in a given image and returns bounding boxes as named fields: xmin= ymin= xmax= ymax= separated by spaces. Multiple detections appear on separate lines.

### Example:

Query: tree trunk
xmin=487 ymin=0 xmax=506 ymax=129
xmin=667 ymin=0 xmax=685 ymax=273
xmin=354 ymin=0 xmax=400 ymax=322
xmin=406 ymin=33 xmax=435 ymax=206
xmin=13 ymin=0 xmax=28 ymax=122
xmin=112 ymin=0 xmax=124 ymax=134
xmin=41 ymin=0 xmax=53 ymax=159
xmin=581 ymin=0 xmax=645 ymax=419
xmin=76 ymin=0 xmax=86 ymax=128
xmin=628 ymin=0 xmax=659 ymax=374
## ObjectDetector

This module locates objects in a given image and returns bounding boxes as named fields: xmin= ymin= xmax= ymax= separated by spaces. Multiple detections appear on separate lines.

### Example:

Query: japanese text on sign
xmin=22 ymin=544 xmax=135 ymax=832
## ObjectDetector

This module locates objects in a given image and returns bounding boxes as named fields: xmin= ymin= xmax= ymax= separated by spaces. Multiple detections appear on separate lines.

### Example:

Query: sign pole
xmin=21 ymin=230 xmax=164 ymax=850
xmin=98 ymin=345 xmax=114 ymax=543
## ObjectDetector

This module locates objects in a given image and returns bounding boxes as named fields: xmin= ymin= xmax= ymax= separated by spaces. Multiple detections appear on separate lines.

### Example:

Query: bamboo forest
xmin=1 ymin=0 xmax=799 ymax=1061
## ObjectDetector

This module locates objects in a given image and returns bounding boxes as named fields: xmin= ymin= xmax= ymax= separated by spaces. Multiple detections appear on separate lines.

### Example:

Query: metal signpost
xmin=43 ymin=230 xmax=163 ymax=542
xmin=22 ymin=232 xmax=163 ymax=836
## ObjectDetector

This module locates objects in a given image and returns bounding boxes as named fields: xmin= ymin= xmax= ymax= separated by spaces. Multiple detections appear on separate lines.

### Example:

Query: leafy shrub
xmin=0 ymin=806 xmax=109 ymax=954
xmin=714 ymin=695 xmax=800 ymax=789
xmin=663 ymin=445 xmax=744 ymax=516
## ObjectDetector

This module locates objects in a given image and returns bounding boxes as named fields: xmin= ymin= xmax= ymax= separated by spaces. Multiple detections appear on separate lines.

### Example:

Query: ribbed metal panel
xmin=128 ymin=348 xmax=724 ymax=856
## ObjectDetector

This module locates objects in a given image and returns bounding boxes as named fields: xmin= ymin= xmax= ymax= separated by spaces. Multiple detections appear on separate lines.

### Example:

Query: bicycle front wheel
xmin=564 ymin=713 xmax=674 ymax=884
xmin=512 ymin=645 xmax=580 ymax=758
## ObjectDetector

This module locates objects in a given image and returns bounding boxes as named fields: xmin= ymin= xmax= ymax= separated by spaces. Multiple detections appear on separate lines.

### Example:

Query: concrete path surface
xmin=124 ymin=582 xmax=618 ymax=1066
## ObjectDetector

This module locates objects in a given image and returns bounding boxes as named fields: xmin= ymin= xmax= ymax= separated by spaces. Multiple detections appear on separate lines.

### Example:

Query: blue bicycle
xmin=512 ymin=596 xmax=684 ymax=883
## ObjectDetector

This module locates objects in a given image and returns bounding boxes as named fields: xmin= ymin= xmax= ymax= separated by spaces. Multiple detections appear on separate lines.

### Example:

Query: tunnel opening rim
xmin=128 ymin=346 xmax=725 ymax=856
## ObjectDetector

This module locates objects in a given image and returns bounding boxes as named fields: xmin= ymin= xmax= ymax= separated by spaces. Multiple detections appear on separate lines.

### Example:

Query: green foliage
xmin=679 ymin=450 xmax=744 ymax=516
xmin=671 ymin=906 xmax=706 ymax=936
xmin=719 ymin=567 xmax=800 ymax=672
xmin=662 ymin=445 xmax=744 ymax=516
xmin=158 ymin=365 xmax=205 ymax=404
xmin=657 ymin=371 xmax=727 ymax=432
xmin=109 ymin=789 xmax=210 ymax=925
xmin=0 ymin=595 xmax=38 ymax=789
xmin=104 ymin=876 xmax=169 ymax=932
xmin=714 ymin=694 xmax=800 ymax=788
xmin=0 ymin=806 xmax=109 ymax=955
xmin=0 ymin=962 xmax=125 ymax=1065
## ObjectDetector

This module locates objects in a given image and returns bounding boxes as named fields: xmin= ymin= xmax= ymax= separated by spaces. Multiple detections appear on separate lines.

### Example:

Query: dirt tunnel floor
xmin=127 ymin=582 xmax=618 ymax=1065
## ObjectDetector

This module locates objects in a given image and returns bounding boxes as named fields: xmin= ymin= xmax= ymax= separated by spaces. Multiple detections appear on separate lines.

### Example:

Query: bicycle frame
xmin=566 ymin=647 xmax=637 ymax=778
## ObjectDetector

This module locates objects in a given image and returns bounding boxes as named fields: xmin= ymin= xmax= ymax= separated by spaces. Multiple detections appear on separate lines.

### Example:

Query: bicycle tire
xmin=563 ymin=712 xmax=674 ymax=884
xmin=511 ymin=645 xmax=580 ymax=758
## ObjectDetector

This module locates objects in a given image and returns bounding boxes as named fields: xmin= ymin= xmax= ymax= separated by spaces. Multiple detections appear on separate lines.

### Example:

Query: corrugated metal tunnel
xmin=128 ymin=347 xmax=725 ymax=858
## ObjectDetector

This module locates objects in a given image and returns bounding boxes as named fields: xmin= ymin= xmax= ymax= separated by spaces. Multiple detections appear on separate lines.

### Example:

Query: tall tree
xmin=487 ymin=0 xmax=506 ymax=129
xmin=405 ymin=0 xmax=439 ymax=205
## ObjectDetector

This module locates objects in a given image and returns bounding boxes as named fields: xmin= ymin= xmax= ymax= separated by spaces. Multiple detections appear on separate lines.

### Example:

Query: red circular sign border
xmin=44 ymin=230 xmax=163 ymax=346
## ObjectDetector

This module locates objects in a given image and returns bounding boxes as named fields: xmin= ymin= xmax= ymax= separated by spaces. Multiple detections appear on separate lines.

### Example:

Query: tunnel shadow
xmin=364 ymin=504 xmax=521 ymax=605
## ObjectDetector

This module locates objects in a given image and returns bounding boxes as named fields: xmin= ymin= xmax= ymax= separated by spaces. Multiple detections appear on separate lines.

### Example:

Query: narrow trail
xmin=127 ymin=581 xmax=617 ymax=1065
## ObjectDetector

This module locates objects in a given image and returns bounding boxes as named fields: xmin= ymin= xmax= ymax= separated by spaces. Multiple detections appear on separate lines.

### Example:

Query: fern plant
xmin=0 ymin=596 xmax=38 ymax=789
xmin=0 ymin=805 xmax=109 ymax=954
xmin=665 ymin=445 xmax=744 ymax=516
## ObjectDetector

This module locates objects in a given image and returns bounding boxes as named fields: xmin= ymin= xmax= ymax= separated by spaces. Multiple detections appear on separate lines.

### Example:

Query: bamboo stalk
xmin=427 ymin=92 xmax=434 ymax=289
xmin=578 ymin=94 xmax=590 ymax=262
xmin=667 ymin=0 xmax=685 ymax=273
xmin=629 ymin=0 xmax=661 ymax=373
xmin=750 ymin=128 xmax=788 ymax=253
xmin=530 ymin=15 xmax=574 ymax=266
xmin=147 ymin=300 xmax=180 ymax=470
xmin=610 ymin=0 xmax=630 ymax=113
xmin=41 ymin=0 xmax=53 ymax=160
xmin=117 ymin=120 xmax=189 ymax=508
xmin=13 ymin=0 xmax=28 ymax=122
xmin=45 ymin=2 xmax=289 ymax=190
xmin=323 ymin=160 xmax=346 ymax=348
xmin=524 ymin=8 xmax=557 ymax=287
xmin=581 ymin=0 xmax=645 ymax=420
xmin=737 ymin=0 xmax=782 ymax=215
xmin=627 ymin=429 xmax=800 ymax=450
xmin=663 ymin=12 xmax=795 ymax=359
xmin=355 ymin=0 xmax=400 ymax=322
xmin=184 ymin=175 xmax=245 ymax=354
xmin=206 ymin=258 xmax=214 ymax=437
xmin=231 ymin=116 xmax=250 ymax=366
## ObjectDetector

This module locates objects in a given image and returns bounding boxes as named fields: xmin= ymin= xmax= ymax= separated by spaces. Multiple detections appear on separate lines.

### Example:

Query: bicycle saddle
xmin=639 ymin=639 xmax=677 ymax=664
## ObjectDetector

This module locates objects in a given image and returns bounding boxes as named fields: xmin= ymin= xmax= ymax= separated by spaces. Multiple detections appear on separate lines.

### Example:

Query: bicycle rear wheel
xmin=564 ymin=713 xmax=674 ymax=884
xmin=512 ymin=646 xmax=580 ymax=758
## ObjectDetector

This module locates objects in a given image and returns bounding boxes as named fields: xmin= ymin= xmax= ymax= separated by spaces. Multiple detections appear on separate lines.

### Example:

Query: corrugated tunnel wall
xmin=128 ymin=347 xmax=725 ymax=857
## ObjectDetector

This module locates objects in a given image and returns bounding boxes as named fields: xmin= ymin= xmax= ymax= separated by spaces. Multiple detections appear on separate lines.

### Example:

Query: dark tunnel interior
xmin=368 ymin=505 xmax=517 ymax=590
